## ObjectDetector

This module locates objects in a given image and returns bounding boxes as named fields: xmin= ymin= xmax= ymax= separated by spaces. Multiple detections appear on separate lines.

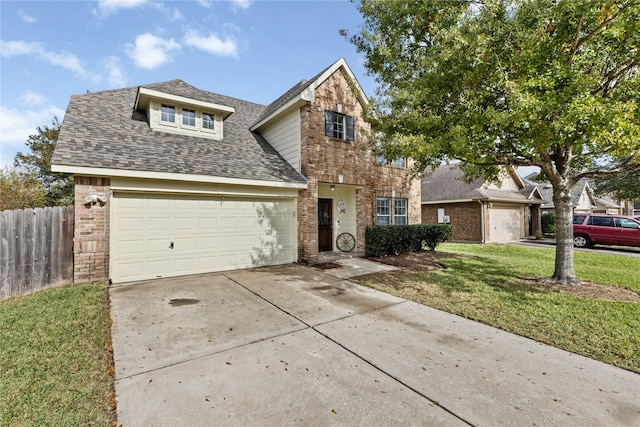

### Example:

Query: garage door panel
xmin=488 ymin=205 xmax=523 ymax=242
xmin=111 ymin=194 xmax=296 ymax=283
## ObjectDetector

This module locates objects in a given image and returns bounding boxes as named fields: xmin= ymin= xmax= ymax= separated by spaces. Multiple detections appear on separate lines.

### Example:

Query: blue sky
xmin=0 ymin=0 xmax=376 ymax=166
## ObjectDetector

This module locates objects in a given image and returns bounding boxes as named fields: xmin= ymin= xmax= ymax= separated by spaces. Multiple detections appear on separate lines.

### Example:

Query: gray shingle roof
xmin=252 ymin=63 xmax=333 ymax=126
xmin=524 ymin=175 xmax=594 ymax=208
xmin=422 ymin=164 xmax=539 ymax=203
xmin=52 ymin=80 xmax=306 ymax=184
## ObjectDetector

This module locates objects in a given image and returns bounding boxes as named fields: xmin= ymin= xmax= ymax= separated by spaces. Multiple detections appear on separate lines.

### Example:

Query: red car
xmin=573 ymin=214 xmax=640 ymax=248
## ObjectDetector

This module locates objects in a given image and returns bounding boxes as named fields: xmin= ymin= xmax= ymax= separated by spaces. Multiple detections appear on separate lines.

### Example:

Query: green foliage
xmin=354 ymin=243 xmax=640 ymax=372
xmin=13 ymin=118 xmax=74 ymax=206
xmin=347 ymin=0 xmax=640 ymax=282
xmin=594 ymin=166 xmax=640 ymax=200
xmin=1 ymin=283 xmax=112 ymax=425
xmin=541 ymin=212 xmax=556 ymax=234
xmin=0 ymin=165 xmax=47 ymax=210
xmin=365 ymin=224 xmax=453 ymax=257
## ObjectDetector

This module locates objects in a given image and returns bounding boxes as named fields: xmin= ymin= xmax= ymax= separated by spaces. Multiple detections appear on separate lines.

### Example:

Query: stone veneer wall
xmin=74 ymin=176 xmax=110 ymax=282
xmin=298 ymin=68 xmax=421 ymax=261
xmin=421 ymin=202 xmax=484 ymax=242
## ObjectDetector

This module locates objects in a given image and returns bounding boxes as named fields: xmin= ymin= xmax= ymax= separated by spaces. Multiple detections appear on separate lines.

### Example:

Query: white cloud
xmin=183 ymin=29 xmax=238 ymax=57
xmin=103 ymin=56 xmax=128 ymax=87
xmin=196 ymin=0 xmax=212 ymax=8
xmin=231 ymin=0 xmax=251 ymax=11
xmin=18 ymin=10 xmax=36 ymax=23
xmin=21 ymin=91 xmax=46 ymax=105
xmin=0 ymin=40 xmax=101 ymax=82
xmin=0 ymin=105 xmax=66 ymax=164
xmin=126 ymin=33 xmax=180 ymax=70
xmin=93 ymin=0 xmax=149 ymax=18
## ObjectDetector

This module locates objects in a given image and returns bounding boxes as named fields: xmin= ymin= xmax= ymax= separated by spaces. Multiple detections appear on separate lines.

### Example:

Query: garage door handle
xmin=169 ymin=242 xmax=174 ymax=249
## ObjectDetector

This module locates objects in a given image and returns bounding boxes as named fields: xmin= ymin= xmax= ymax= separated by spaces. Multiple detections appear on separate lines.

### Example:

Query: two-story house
xmin=51 ymin=59 xmax=421 ymax=284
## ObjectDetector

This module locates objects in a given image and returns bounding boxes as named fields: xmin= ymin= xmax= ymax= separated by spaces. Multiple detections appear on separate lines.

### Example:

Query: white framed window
xmin=392 ymin=157 xmax=407 ymax=168
xmin=376 ymin=197 xmax=391 ymax=225
xmin=324 ymin=110 xmax=355 ymax=141
xmin=333 ymin=113 xmax=346 ymax=139
xmin=161 ymin=104 xmax=175 ymax=123
xmin=374 ymin=142 xmax=406 ymax=168
xmin=394 ymin=198 xmax=408 ymax=225
xmin=182 ymin=109 xmax=195 ymax=126
xmin=202 ymin=112 xmax=215 ymax=130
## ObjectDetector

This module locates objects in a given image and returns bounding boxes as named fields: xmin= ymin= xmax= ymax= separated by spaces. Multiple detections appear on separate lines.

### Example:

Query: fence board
xmin=0 ymin=206 xmax=74 ymax=300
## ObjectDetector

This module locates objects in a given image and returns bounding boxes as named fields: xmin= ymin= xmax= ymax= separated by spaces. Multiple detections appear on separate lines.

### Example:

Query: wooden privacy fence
xmin=0 ymin=206 xmax=74 ymax=300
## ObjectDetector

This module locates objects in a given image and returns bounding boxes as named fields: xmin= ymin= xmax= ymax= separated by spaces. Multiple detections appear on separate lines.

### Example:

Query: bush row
xmin=365 ymin=224 xmax=453 ymax=257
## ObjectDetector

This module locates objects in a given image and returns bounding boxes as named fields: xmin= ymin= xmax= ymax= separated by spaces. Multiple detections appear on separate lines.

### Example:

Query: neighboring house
xmin=593 ymin=197 xmax=623 ymax=215
xmin=537 ymin=178 xmax=596 ymax=214
xmin=51 ymin=59 xmax=420 ymax=284
xmin=421 ymin=165 xmax=544 ymax=243
xmin=531 ymin=176 xmax=623 ymax=215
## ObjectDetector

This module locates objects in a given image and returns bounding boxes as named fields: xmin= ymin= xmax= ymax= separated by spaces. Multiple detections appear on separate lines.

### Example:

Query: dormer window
xmin=202 ymin=112 xmax=215 ymax=130
xmin=136 ymin=86 xmax=235 ymax=141
xmin=161 ymin=104 xmax=175 ymax=123
xmin=182 ymin=108 xmax=196 ymax=127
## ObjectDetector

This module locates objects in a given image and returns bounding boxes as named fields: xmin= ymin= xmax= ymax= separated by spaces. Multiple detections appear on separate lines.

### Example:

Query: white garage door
xmin=488 ymin=205 xmax=523 ymax=242
xmin=111 ymin=193 xmax=296 ymax=283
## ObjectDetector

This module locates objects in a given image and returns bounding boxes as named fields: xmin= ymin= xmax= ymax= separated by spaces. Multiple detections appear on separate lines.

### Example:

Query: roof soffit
xmin=135 ymin=87 xmax=235 ymax=119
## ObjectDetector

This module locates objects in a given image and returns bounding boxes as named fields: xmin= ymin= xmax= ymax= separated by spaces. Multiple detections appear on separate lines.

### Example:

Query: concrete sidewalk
xmin=110 ymin=263 xmax=640 ymax=426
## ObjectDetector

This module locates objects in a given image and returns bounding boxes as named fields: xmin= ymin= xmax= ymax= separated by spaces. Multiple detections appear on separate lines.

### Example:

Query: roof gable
xmin=51 ymin=80 xmax=305 ymax=185
xmin=422 ymin=164 xmax=542 ymax=204
xmin=251 ymin=58 xmax=368 ymax=130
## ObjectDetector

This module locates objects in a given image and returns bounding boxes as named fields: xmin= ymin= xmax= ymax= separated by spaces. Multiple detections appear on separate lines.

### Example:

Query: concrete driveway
xmin=110 ymin=262 xmax=640 ymax=426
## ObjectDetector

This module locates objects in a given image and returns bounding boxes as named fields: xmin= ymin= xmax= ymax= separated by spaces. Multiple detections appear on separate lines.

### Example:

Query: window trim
xmin=182 ymin=108 xmax=196 ymax=127
xmin=161 ymin=104 xmax=176 ymax=123
xmin=394 ymin=198 xmax=408 ymax=225
xmin=202 ymin=112 xmax=215 ymax=130
xmin=324 ymin=109 xmax=355 ymax=141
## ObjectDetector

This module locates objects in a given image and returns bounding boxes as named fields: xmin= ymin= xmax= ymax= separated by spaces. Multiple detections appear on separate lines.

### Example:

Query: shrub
xmin=365 ymin=224 xmax=453 ymax=257
xmin=541 ymin=213 xmax=556 ymax=234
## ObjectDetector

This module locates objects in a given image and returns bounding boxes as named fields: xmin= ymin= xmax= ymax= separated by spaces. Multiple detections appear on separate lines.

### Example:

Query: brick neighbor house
xmin=421 ymin=164 xmax=543 ymax=242
xmin=51 ymin=59 xmax=421 ymax=284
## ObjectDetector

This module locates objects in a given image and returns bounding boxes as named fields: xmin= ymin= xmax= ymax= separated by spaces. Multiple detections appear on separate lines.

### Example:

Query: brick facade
xmin=422 ymin=202 xmax=484 ymax=242
xmin=73 ymin=176 xmax=110 ymax=282
xmin=422 ymin=202 xmax=542 ymax=242
xmin=298 ymin=69 xmax=420 ymax=261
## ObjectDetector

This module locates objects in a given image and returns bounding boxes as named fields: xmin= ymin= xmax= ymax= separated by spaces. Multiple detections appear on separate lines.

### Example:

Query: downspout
xmin=478 ymin=200 xmax=486 ymax=243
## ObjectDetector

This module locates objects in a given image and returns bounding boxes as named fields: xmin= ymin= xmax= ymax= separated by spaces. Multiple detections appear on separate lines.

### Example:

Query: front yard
xmin=0 ymin=283 xmax=115 ymax=426
xmin=352 ymin=243 xmax=640 ymax=373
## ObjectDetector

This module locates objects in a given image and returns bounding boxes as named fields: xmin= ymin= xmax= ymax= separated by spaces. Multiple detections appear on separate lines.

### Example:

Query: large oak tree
xmin=346 ymin=0 xmax=640 ymax=284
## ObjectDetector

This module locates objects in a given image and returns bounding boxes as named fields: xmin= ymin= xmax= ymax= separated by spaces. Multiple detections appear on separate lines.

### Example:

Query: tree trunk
xmin=551 ymin=179 xmax=580 ymax=285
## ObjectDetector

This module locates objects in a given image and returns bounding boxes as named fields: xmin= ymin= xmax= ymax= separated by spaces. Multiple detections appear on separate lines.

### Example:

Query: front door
xmin=318 ymin=198 xmax=332 ymax=252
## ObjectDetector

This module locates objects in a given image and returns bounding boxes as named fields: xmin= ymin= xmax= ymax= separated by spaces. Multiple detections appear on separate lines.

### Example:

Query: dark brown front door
xmin=318 ymin=198 xmax=332 ymax=252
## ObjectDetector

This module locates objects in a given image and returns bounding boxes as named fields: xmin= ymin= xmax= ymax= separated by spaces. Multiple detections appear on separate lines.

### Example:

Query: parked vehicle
xmin=573 ymin=214 xmax=640 ymax=248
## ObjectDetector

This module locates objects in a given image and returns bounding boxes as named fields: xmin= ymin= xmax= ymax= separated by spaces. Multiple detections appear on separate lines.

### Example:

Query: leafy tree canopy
xmin=593 ymin=160 xmax=640 ymax=200
xmin=0 ymin=165 xmax=48 ymax=210
xmin=346 ymin=0 xmax=640 ymax=284
xmin=13 ymin=118 xmax=74 ymax=207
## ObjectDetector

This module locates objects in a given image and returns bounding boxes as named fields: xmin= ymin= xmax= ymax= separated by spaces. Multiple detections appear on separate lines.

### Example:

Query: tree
xmin=593 ymin=160 xmax=640 ymax=200
xmin=346 ymin=0 xmax=640 ymax=284
xmin=0 ymin=165 xmax=47 ymax=210
xmin=14 ymin=118 xmax=74 ymax=206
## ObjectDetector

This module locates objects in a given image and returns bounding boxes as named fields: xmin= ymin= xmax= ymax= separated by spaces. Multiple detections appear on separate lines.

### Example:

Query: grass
xmin=1 ymin=283 xmax=114 ymax=426
xmin=355 ymin=243 xmax=640 ymax=373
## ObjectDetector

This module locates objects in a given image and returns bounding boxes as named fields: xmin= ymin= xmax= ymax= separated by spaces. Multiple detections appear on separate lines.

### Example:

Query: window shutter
xmin=346 ymin=115 xmax=355 ymax=141
xmin=324 ymin=110 xmax=334 ymax=137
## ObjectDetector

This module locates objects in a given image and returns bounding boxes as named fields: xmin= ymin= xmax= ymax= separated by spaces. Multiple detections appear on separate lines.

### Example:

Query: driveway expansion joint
xmin=224 ymin=273 xmax=476 ymax=427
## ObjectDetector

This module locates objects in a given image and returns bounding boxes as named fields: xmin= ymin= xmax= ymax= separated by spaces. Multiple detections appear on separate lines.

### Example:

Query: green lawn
xmin=355 ymin=243 xmax=640 ymax=373
xmin=1 ymin=283 xmax=113 ymax=426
